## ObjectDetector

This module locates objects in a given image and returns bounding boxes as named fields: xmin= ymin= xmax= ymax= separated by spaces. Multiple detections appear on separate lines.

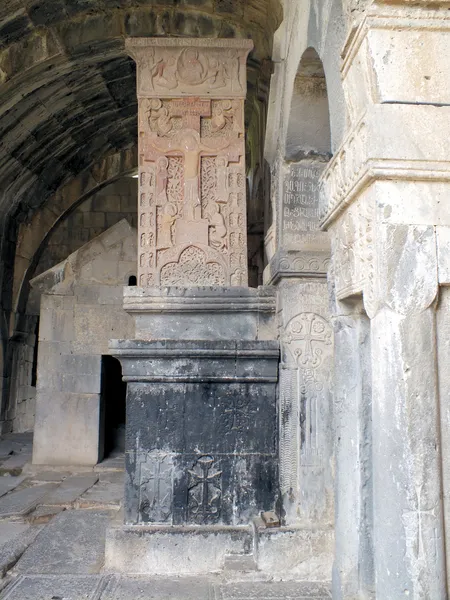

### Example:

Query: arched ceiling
xmin=0 ymin=0 xmax=282 ymax=222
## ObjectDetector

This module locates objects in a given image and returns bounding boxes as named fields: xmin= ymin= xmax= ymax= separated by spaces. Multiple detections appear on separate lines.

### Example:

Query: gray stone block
xmin=33 ymin=392 xmax=101 ymax=466
xmin=104 ymin=526 xmax=253 ymax=575
xmin=0 ymin=525 xmax=44 ymax=578
xmin=0 ymin=477 xmax=26 ymax=498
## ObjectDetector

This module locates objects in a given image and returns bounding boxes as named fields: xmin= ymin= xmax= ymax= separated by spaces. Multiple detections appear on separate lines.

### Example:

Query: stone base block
xmin=104 ymin=525 xmax=253 ymax=575
xmin=104 ymin=524 xmax=333 ymax=579
xmin=256 ymin=527 xmax=333 ymax=581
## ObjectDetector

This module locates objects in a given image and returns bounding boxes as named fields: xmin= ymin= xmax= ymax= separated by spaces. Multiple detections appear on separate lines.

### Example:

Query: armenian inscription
xmin=126 ymin=38 xmax=253 ymax=287
xmin=282 ymin=161 xmax=327 ymax=251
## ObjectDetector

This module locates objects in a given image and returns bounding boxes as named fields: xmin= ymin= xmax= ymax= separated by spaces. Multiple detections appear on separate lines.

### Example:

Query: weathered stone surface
xmin=0 ymin=575 xmax=104 ymax=600
xmin=14 ymin=510 xmax=116 ymax=575
xmin=0 ymin=484 xmax=57 ymax=518
xmin=0 ymin=525 xmax=44 ymax=578
xmin=111 ymin=340 xmax=279 ymax=526
xmin=42 ymin=474 xmax=99 ymax=507
xmin=27 ymin=505 xmax=65 ymax=525
xmin=216 ymin=581 xmax=331 ymax=599
xmin=77 ymin=472 xmax=123 ymax=509
xmin=124 ymin=286 xmax=277 ymax=342
xmin=104 ymin=526 xmax=253 ymax=575
xmin=0 ymin=476 xmax=26 ymax=498
xmin=101 ymin=575 xmax=215 ymax=599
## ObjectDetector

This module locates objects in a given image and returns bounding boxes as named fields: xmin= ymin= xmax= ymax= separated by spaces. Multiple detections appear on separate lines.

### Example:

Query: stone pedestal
xmin=106 ymin=37 xmax=284 ymax=575
xmin=110 ymin=339 xmax=279 ymax=526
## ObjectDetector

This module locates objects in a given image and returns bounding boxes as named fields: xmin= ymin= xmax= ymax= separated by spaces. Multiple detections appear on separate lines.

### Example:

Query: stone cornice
xmin=320 ymin=108 xmax=450 ymax=229
xmin=342 ymin=0 xmax=450 ymax=79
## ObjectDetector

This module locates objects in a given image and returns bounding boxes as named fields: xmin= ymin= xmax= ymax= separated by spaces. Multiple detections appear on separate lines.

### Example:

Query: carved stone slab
xmin=126 ymin=38 xmax=252 ymax=287
xmin=126 ymin=38 xmax=253 ymax=99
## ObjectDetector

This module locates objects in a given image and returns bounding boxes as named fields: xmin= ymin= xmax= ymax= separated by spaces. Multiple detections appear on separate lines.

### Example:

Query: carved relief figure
xmin=158 ymin=203 xmax=178 ymax=248
xmin=156 ymin=156 xmax=169 ymax=205
xmin=208 ymin=203 xmax=227 ymax=250
xmin=128 ymin=39 xmax=252 ymax=286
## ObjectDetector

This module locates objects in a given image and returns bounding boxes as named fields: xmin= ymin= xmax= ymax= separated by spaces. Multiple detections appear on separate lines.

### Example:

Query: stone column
xmin=125 ymin=38 xmax=253 ymax=288
xmin=264 ymin=158 xmax=333 ymax=530
xmin=108 ymin=39 xmax=280 ymax=575
xmin=321 ymin=2 xmax=450 ymax=597
xmin=331 ymin=295 xmax=373 ymax=599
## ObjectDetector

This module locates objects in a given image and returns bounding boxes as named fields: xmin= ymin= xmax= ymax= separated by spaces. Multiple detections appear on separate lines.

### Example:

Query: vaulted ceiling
xmin=0 ymin=0 xmax=282 ymax=222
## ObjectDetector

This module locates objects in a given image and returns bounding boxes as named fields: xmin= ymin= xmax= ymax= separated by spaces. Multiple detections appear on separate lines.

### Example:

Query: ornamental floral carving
xmin=126 ymin=38 xmax=252 ymax=287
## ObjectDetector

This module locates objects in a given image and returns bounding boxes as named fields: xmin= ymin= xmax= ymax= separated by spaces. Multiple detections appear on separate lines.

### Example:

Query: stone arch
xmin=285 ymin=47 xmax=331 ymax=161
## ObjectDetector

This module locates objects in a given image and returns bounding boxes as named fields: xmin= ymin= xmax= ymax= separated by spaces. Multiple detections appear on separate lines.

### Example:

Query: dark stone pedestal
xmin=110 ymin=340 xmax=279 ymax=526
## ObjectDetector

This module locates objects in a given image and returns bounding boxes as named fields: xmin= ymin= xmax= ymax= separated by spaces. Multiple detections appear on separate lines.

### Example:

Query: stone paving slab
xmin=0 ymin=575 xmax=105 ymax=600
xmin=14 ymin=509 xmax=116 ymax=575
xmin=0 ymin=525 xmax=44 ymax=577
xmin=0 ymin=477 xmax=26 ymax=499
xmin=0 ymin=484 xmax=57 ymax=518
xmin=77 ymin=473 xmax=123 ymax=508
xmin=27 ymin=505 xmax=65 ymax=525
xmin=0 ymin=576 xmax=331 ymax=600
xmin=29 ymin=471 xmax=71 ymax=483
xmin=0 ymin=454 xmax=32 ymax=475
xmin=101 ymin=575 xmax=216 ymax=599
xmin=215 ymin=582 xmax=331 ymax=599
xmin=42 ymin=475 xmax=99 ymax=506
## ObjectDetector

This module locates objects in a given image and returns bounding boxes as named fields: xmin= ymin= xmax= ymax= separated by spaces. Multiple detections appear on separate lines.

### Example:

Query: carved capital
xmin=126 ymin=38 xmax=253 ymax=99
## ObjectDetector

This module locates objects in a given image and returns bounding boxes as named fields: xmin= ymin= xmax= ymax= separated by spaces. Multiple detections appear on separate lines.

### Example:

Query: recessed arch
xmin=285 ymin=47 xmax=331 ymax=161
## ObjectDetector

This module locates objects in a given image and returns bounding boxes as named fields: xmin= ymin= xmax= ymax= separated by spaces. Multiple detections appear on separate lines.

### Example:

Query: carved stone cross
xmin=126 ymin=38 xmax=253 ymax=287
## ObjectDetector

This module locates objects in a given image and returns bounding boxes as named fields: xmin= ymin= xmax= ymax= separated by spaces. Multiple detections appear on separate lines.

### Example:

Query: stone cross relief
xmin=126 ymin=38 xmax=253 ymax=287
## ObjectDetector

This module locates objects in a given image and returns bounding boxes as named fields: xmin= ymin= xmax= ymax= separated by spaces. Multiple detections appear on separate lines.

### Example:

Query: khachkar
xmin=126 ymin=38 xmax=253 ymax=288
xmin=107 ymin=38 xmax=279 ymax=575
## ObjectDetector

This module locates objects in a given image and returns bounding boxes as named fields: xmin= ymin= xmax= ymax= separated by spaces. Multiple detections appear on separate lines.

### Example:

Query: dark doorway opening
xmin=100 ymin=355 xmax=126 ymax=460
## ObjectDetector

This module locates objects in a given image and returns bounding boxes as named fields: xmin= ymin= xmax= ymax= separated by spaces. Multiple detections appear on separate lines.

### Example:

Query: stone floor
xmin=0 ymin=433 xmax=331 ymax=599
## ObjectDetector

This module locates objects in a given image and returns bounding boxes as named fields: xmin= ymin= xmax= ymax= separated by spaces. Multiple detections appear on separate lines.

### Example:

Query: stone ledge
xmin=123 ymin=286 xmax=277 ymax=313
xmin=109 ymin=340 xmax=279 ymax=383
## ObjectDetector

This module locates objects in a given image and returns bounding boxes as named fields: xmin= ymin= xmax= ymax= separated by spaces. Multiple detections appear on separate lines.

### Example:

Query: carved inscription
xmin=126 ymin=39 xmax=252 ymax=287
xmin=282 ymin=162 xmax=328 ymax=252
xmin=187 ymin=455 xmax=222 ymax=524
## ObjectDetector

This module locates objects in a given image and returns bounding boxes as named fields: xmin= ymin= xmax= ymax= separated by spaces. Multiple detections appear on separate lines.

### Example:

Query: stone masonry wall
xmin=33 ymin=177 xmax=138 ymax=284
xmin=10 ymin=177 xmax=137 ymax=434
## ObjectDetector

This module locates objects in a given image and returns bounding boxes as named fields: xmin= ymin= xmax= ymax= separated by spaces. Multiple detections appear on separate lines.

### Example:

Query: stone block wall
xmin=9 ymin=178 xmax=137 ymax=434
xmin=34 ymin=177 xmax=138 ymax=283
xmin=32 ymin=221 xmax=136 ymax=465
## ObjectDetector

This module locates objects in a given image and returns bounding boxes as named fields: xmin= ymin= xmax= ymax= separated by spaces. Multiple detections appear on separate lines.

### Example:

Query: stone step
xmin=0 ymin=575 xmax=331 ymax=599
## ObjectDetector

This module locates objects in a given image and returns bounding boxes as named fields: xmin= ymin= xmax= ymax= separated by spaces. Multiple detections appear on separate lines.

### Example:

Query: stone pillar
xmin=332 ymin=295 xmax=373 ymax=599
xmin=321 ymin=2 xmax=450 ymax=597
xmin=125 ymin=38 xmax=253 ymax=288
xmin=108 ymin=38 xmax=280 ymax=575
xmin=264 ymin=158 xmax=333 ymax=529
